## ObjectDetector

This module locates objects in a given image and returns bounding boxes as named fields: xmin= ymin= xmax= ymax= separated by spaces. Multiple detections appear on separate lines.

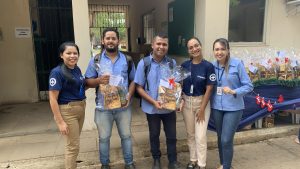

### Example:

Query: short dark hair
xmin=102 ymin=27 xmax=119 ymax=40
xmin=153 ymin=32 xmax=168 ymax=42
xmin=58 ymin=42 xmax=79 ymax=56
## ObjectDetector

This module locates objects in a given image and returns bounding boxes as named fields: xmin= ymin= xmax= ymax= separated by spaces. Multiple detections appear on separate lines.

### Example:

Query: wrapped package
xmin=96 ymin=61 xmax=128 ymax=110
xmin=158 ymin=64 xmax=190 ymax=111
xmin=158 ymin=82 xmax=181 ymax=111
xmin=100 ymin=84 xmax=121 ymax=109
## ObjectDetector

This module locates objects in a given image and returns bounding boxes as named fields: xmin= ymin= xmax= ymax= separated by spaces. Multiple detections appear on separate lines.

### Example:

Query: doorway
xmin=30 ymin=0 xmax=75 ymax=100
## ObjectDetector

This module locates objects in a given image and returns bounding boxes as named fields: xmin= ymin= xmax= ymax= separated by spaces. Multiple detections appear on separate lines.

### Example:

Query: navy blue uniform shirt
xmin=181 ymin=59 xmax=216 ymax=96
xmin=49 ymin=65 xmax=86 ymax=104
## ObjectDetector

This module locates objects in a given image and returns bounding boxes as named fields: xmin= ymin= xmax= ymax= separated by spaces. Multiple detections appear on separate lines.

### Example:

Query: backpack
xmin=142 ymin=56 xmax=174 ymax=90
xmin=93 ymin=52 xmax=133 ymax=83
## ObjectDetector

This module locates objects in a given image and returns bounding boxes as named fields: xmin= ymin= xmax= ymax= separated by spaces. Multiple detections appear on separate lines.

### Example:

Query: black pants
xmin=146 ymin=112 xmax=177 ymax=163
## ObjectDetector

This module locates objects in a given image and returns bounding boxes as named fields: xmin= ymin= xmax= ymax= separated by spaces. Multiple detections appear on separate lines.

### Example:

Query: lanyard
xmin=217 ymin=62 xmax=225 ymax=85
xmin=189 ymin=61 xmax=193 ymax=85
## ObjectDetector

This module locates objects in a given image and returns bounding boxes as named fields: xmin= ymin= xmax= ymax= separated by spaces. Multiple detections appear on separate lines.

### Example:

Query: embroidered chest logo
xmin=49 ymin=78 xmax=57 ymax=86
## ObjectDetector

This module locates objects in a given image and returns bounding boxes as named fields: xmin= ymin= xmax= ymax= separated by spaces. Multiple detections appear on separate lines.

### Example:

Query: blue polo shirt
xmin=211 ymin=58 xmax=253 ymax=111
xmin=85 ymin=51 xmax=136 ymax=110
xmin=181 ymin=59 xmax=216 ymax=96
xmin=134 ymin=54 xmax=176 ymax=114
xmin=49 ymin=65 xmax=86 ymax=104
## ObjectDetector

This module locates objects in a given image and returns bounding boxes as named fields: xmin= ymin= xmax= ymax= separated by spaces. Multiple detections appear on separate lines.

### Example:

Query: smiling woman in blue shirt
xmin=180 ymin=37 xmax=216 ymax=169
xmin=49 ymin=42 xmax=86 ymax=169
xmin=210 ymin=38 xmax=253 ymax=169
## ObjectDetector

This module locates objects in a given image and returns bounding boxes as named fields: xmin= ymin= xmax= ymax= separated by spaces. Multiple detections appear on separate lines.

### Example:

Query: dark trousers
xmin=298 ymin=128 xmax=300 ymax=141
xmin=146 ymin=112 xmax=177 ymax=163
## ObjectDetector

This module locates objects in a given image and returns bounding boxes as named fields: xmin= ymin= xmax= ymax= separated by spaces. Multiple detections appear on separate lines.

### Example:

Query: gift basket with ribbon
xmin=158 ymin=63 xmax=191 ymax=111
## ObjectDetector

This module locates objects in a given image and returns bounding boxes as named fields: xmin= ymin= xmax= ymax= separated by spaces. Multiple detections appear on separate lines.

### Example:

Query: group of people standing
xmin=49 ymin=27 xmax=253 ymax=169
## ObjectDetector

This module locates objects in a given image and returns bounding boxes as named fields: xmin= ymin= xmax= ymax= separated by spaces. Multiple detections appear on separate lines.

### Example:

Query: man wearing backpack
xmin=85 ymin=28 xmax=136 ymax=169
xmin=134 ymin=33 xmax=182 ymax=169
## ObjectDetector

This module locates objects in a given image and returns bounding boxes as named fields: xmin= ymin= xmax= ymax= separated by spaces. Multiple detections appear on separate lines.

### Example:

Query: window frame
xmin=142 ymin=9 xmax=156 ymax=44
xmin=228 ymin=0 xmax=269 ymax=47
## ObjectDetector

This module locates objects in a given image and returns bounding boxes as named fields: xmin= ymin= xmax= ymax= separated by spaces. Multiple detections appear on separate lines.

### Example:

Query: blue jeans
xmin=146 ymin=112 xmax=177 ymax=163
xmin=298 ymin=128 xmax=300 ymax=141
xmin=211 ymin=109 xmax=243 ymax=169
xmin=94 ymin=107 xmax=133 ymax=165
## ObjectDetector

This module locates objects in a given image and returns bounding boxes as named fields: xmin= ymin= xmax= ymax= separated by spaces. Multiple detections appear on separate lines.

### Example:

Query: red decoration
xmin=261 ymin=97 xmax=266 ymax=108
xmin=285 ymin=57 xmax=289 ymax=63
xmin=275 ymin=57 xmax=279 ymax=62
xmin=277 ymin=94 xmax=284 ymax=103
xmin=267 ymin=100 xmax=273 ymax=112
xmin=168 ymin=78 xmax=175 ymax=88
xmin=255 ymin=94 xmax=261 ymax=105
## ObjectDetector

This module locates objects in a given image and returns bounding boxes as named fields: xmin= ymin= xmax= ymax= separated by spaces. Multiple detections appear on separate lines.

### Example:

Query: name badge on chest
xmin=217 ymin=87 xmax=223 ymax=95
xmin=190 ymin=85 xmax=194 ymax=94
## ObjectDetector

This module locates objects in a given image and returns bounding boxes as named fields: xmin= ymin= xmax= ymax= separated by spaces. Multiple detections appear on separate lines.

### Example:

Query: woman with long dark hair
xmin=211 ymin=38 xmax=253 ymax=169
xmin=49 ymin=42 xmax=86 ymax=169
xmin=180 ymin=37 xmax=216 ymax=169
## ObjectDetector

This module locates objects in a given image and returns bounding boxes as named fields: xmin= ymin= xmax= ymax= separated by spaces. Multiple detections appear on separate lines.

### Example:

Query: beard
xmin=105 ymin=46 xmax=118 ymax=53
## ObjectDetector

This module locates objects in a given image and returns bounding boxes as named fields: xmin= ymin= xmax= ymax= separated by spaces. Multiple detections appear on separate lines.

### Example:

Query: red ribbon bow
xmin=285 ymin=57 xmax=289 ymax=63
xmin=168 ymin=78 xmax=175 ymax=88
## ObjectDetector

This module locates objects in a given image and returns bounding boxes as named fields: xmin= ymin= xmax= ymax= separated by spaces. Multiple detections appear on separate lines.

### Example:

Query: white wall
xmin=194 ymin=0 xmax=300 ymax=60
xmin=0 ymin=0 xmax=38 ymax=105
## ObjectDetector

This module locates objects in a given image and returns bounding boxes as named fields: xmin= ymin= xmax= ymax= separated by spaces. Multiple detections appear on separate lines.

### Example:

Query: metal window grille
xmin=143 ymin=10 xmax=155 ymax=44
xmin=89 ymin=4 xmax=129 ymax=53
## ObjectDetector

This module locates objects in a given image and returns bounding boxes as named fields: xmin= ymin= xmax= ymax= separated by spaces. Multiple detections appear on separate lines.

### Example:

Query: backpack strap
xmin=93 ymin=52 xmax=102 ymax=72
xmin=124 ymin=54 xmax=133 ymax=83
xmin=143 ymin=56 xmax=174 ymax=90
xmin=143 ymin=56 xmax=151 ymax=90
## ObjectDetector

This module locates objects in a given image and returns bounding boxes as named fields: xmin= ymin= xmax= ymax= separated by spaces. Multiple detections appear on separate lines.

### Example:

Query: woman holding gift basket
xmin=49 ymin=42 xmax=86 ymax=169
xmin=210 ymin=38 xmax=253 ymax=169
xmin=180 ymin=37 xmax=216 ymax=169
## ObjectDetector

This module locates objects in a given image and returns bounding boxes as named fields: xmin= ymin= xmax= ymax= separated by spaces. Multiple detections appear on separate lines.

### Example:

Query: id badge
xmin=217 ymin=87 xmax=223 ymax=95
xmin=190 ymin=85 xmax=194 ymax=94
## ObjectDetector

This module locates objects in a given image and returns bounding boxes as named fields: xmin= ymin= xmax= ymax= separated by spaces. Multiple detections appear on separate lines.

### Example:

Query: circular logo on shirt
xmin=49 ymin=78 xmax=57 ymax=86
xmin=209 ymin=74 xmax=216 ymax=81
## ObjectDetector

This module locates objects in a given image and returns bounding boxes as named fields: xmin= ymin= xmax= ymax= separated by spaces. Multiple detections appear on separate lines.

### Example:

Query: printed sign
xmin=15 ymin=27 xmax=31 ymax=38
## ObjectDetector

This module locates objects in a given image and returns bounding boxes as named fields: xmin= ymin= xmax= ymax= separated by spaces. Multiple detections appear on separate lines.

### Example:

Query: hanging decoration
xmin=253 ymin=92 xmax=284 ymax=113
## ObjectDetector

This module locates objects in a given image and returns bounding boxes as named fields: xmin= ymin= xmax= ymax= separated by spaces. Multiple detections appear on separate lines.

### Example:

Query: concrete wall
xmin=194 ymin=0 xmax=300 ymax=60
xmin=0 ymin=0 xmax=38 ymax=105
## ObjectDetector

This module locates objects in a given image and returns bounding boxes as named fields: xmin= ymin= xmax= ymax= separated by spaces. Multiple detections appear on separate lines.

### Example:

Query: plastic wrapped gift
xmin=158 ymin=64 xmax=190 ymax=111
xmin=158 ymin=81 xmax=181 ymax=111
xmin=100 ymin=84 xmax=122 ymax=109
xmin=96 ymin=61 xmax=128 ymax=110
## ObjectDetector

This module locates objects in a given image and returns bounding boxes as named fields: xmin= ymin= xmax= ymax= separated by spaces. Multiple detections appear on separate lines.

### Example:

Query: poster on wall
xmin=15 ymin=27 xmax=31 ymax=38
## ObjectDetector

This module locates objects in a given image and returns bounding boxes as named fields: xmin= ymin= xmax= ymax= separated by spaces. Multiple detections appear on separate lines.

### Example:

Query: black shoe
xmin=168 ymin=161 xmax=182 ymax=169
xmin=125 ymin=163 xmax=136 ymax=169
xmin=186 ymin=161 xmax=197 ymax=169
xmin=101 ymin=164 xmax=111 ymax=169
xmin=152 ymin=159 xmax=161 ymax=169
